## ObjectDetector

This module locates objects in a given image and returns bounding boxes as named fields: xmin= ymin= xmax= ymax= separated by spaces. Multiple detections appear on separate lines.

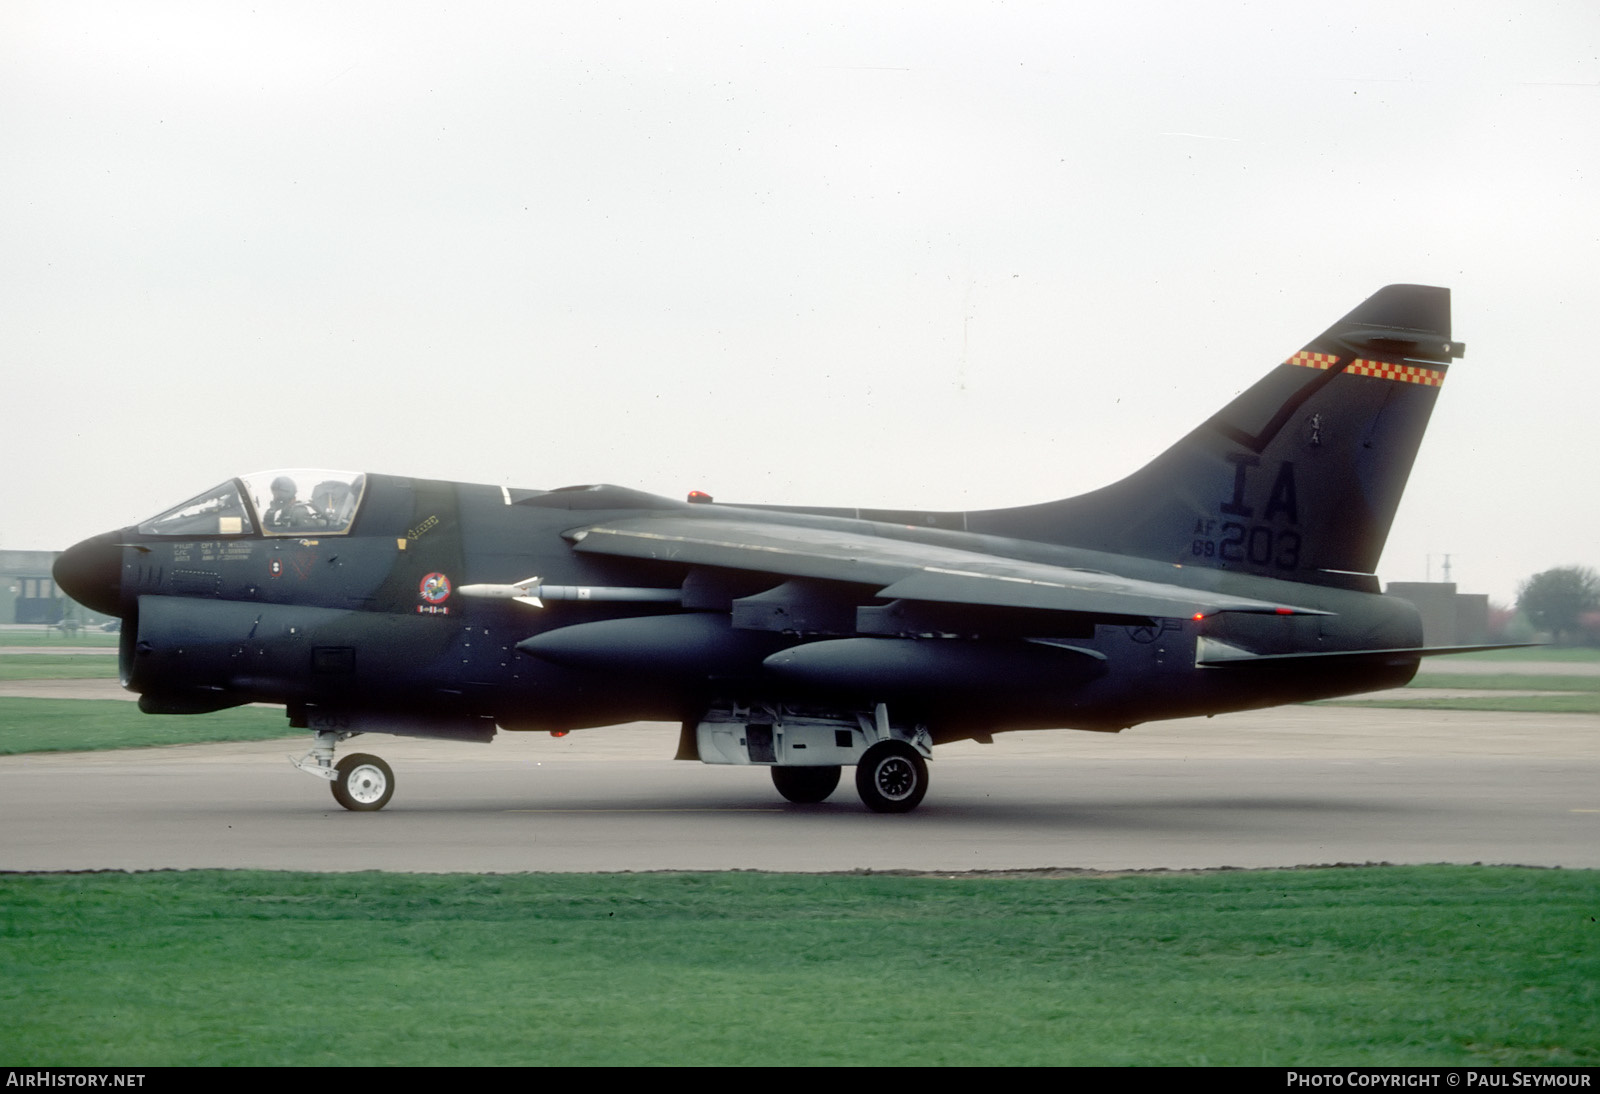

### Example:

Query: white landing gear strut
xmin=290 ymin=731 xmax=395 ymax=811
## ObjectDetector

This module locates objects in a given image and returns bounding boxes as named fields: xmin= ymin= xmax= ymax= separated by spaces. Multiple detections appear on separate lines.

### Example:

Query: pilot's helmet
xmin=271 ymin=476 xmax=297 ymax=500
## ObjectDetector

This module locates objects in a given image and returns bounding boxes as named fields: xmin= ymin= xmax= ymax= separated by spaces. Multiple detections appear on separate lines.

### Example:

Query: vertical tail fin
xmin=971 ymin=285 xmax=1465 ymax=590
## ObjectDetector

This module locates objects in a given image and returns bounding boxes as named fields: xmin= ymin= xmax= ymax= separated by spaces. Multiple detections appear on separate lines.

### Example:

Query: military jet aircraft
xmin=56 ymin=284 xmax=1489 ymax=813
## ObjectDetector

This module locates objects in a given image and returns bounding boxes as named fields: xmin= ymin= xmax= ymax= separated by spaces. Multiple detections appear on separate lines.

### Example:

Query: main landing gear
xmin=767 ymin=739 xmax=929 ymax=812
xmin=292 ymin=731 xmax=395 ymax=812
xmin=732 ymin=703 xmax=932 ymax=813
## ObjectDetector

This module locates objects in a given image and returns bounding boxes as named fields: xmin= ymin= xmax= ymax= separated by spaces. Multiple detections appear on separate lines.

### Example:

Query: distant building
xmin=1385 ymin=582 xmax=1490 ymax=646
xmin=0 ymin=549 xmax=66 ymax=624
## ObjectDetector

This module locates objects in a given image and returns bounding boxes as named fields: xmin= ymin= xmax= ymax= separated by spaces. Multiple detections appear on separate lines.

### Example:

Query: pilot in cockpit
xmin=263 ymin=476 xmax=330 ymax=531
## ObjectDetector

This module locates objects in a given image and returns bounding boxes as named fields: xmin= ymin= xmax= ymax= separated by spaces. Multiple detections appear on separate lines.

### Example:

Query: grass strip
xmin=1331 ymin=694 xmax=1600 ymax=714
xmin=0 ymin=632 xmax=119 ymax=648
xmin=9 ymin=664 xmax=1598 ymax=690
xmin=3 ymin=662 xmax=1593 ymax=753
xmin=1410 ymin=673 xmax=1600 ymax=692
xmin=0 ymin=866 xmax=1594 ymax=1066
xmin=0 ymin=654 xmax=119 ymax=681
xmin=0 ymin=698 xmax=292 ymax=753
xmin=1433 ymin=646 xmax=1600 ymax=663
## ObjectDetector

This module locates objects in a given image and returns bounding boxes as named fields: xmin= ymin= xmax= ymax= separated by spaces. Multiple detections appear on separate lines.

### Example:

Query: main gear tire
xmin=855 ymin=740 xmax=927 ymax=813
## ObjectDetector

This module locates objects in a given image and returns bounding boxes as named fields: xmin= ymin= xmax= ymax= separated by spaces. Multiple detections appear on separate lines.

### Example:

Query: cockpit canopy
xmin=137 ymin=469 xmax=367 ymax=537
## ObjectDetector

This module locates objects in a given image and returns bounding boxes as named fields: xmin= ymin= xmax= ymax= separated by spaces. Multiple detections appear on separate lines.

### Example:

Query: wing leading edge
xmin=568 ymin=516 xmax=1328 ymax=622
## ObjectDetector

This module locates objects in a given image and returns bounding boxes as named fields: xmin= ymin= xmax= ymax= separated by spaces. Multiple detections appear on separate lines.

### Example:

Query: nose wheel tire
xmin=771 ymin=764 xmax=842 ymax=804
xmin=855 ymin=740 xmax=927 ymax=813
xmin=333 ymin=753 xmax=394 ymax=811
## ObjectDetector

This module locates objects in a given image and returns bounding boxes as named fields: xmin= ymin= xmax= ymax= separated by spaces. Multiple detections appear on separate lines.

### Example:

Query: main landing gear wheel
xmin=332 ymin=753 xmax=394 ymax=812
xmin=855 ymin=740 xmax=927 ymax=814
xmin=771 ymin=764 xmax=842 ymax=804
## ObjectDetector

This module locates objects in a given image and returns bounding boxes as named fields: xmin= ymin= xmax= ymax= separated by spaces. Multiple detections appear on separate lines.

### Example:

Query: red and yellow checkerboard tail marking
xmin=1347 ymin=359 xmax=1446 ymax=387
xmin=1286 ymin=351 xmax=1446 ymax=387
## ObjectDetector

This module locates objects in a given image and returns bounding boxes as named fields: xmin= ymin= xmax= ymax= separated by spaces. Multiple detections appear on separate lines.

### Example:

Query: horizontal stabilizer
xmin=1198 ymin=641 xmax=1542 ymax=668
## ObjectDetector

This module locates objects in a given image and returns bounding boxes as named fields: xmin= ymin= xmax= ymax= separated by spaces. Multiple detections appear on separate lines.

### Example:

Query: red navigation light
xmin=687 ymin=490 xmax=713 ymax=504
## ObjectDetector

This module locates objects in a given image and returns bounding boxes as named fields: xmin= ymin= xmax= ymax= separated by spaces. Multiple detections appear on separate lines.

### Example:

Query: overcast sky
xmin=3 ymin=1 xmax=1596 ymax=603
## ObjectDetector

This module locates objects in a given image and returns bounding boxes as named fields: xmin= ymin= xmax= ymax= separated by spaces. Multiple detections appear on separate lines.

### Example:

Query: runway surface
xmin=2 ymin=705 xmax=1595 ymax=873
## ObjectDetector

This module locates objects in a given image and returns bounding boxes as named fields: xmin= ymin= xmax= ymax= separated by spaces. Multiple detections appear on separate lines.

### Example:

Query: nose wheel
xmin=333 ymin=753 xmax=394 ymax=811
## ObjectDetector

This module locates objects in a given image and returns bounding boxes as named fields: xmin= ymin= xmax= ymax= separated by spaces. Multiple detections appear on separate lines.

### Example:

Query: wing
xmin=568 ymin=515 xmax=1326 ymax=622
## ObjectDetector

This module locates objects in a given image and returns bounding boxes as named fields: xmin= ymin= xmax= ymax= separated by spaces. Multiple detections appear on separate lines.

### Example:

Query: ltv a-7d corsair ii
xmin=56 ymin=285 xmax=1490 ymax=813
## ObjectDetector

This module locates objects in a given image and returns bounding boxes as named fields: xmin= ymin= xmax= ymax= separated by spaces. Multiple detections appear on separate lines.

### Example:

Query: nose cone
xmin=54 ymin=531 xmax=125 ymax=618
